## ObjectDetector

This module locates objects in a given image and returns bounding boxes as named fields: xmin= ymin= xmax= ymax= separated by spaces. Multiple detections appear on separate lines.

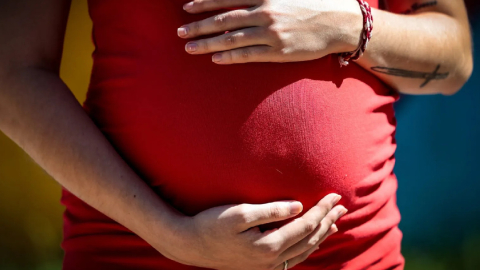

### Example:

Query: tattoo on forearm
xmin=402 ymin=1 xmax=438 ymax=14
xmin=371 ymin=65 xmax=449 ymax=88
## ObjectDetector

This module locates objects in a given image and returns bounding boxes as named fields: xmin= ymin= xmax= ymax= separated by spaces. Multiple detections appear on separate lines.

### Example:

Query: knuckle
xmin=240 ymin=48 xmax=253 ymax=59
xmin=258 ymin=7 xmax=275 ymax=23
xmin=266 ymin=246 xmax=281 ymax=256
xmin=279 ymin=47 xmax=291 ymax=56
xmin=201 ymin=40 xmax=209 ymax=52
xmin=192 ymin=21 xmax=201 ymax=34
xmin=302 ymin=219 xmax=318 ymax=234
xmin=236 ymin=203 xmax=249 ymax=214
xmin=235 ymin=204 xmax=252 ymax=223
xmin=267 ymin=204 xmax=284 ymax=219
xmin=326 ymin=215 xmax=337 ymax=225
xmin=265 ymin=24 xmax=276 ymax=34
xmin=214 ymin=14 xmax=228 ymax=27
xmin=215 ymin=10 xmax=243 ymax=28
xmin=259 ymin=243 xmax=274 ymax=254
xmin=229 ymin=10 xmax=243 ymax=20
xmin=225 ymin=50 xmax=235 ymax=62
xmin=256 ymin=241 xmax=281 ymax=256
xmin=307 ymin=237 xmax=319 ymax=247
xmin=234 ymin=48 xmax=251 ymax=61
xmin=266 ymin=24 xmax=283 ymax=40
xmin=224 ymin=34 xmax=237 ymax=46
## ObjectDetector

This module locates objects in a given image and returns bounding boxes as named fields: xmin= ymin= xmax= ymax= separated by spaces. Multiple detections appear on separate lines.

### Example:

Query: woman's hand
xmin=159 ymin=193 xmax=347 ymax=270
xmin=177 ymin=0 xmax=363 ymax=64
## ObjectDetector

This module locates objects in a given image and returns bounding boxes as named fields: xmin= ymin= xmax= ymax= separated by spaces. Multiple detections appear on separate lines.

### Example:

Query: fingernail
xmin=177 ymin=27 xmax=188 ymax=37
xmin=289 ymin=201 xmax=303 ymax=215
xmin=315 ymin=247 xmax=320 ymax=250
xmin=212 ymin=54 xmax=223 ymax=63
xmin=183 ymin=1 xmax=194 ymax=10
xmin=338 ymin=207 xmax=348 ymax=218
xmin=332 ymin=194 xmax=342 ymax=205
xmin=186 ymin=43 xmax=198 ymax=52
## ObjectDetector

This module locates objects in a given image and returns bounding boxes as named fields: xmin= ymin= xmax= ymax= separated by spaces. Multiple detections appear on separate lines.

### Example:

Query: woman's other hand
xmin=161 ymin=193 xmax=347 ymax=270
xmin=177 ymin=0 xmax=363 ymax=64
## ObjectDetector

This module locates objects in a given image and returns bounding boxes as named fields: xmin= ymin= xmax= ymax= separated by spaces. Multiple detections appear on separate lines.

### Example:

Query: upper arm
xmin=0 ymin=0 xmax=72 ymax=73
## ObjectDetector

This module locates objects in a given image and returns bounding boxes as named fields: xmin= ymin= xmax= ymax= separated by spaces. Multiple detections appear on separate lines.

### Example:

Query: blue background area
xmin=394 ymin=17 xmax=480 ymax=269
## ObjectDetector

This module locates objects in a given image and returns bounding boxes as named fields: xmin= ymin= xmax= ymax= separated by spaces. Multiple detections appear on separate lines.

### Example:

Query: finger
xmin=278 ymin=205 xmax=346 ymax=260
xmin=228 ymin=201 xmax=304 ymax=233
xmin=185 ymin=27 xmax=269 ymax=55
xmin=178 ymin=9 xmax=263 ymax=39
xmin=182 ymin=0 xmax=261 ymax=14
xmin=211 ymin=45 xmax=275 ymax=64
xmin=272 ymin=225 xmax=336 ymax=270
xmin=260 ymin=194 xmax=342 ymax=253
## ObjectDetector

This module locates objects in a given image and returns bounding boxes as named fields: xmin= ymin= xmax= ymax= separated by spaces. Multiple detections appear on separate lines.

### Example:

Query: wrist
xmin=332 ymin=0 xmax=365 ymax=54
xmin=127 ymin=200 xmax=200 ymax=265
xmin=151 ymin=214 xmax=200 ymax=264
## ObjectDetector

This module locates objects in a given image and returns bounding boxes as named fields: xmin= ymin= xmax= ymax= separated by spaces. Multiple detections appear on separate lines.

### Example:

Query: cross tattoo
xmin=371 ymin=65 xmax=449 ymax=88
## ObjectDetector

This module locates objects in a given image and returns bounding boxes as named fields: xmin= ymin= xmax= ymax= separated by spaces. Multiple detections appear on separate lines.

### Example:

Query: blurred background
xmin=0 ymin=1 xmax=479 ymax=269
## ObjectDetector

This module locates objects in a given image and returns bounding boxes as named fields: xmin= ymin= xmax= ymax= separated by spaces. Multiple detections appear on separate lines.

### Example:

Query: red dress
xmin=61 ymin=0 xmax=404 ymax=269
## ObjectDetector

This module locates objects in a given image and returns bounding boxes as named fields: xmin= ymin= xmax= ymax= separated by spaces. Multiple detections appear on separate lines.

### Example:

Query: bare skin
xmin=178 ymin=0 xmax=473 ymax=95
xmin=0 ymin=1 xmax=346 ymax=270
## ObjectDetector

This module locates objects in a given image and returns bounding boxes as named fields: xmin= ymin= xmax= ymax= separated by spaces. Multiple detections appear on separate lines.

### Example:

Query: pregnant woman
xmin=0 ymin=0 xmax=472 ymax=269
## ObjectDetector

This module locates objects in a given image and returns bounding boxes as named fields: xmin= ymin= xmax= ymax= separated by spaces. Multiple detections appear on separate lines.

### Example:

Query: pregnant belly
xmin=85 ymin=54 xmax=398 ymax=228
xmin=65 ymin=1 xmax=403 ymax=267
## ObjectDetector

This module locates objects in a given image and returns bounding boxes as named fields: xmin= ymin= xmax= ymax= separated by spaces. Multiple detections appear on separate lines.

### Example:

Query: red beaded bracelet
xmin=338 ymin=0 xmax=373 ymax=67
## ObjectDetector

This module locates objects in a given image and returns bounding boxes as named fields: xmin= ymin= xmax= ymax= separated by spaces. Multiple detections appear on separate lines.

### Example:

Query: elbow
xmin=441 ymin=52 xmax=473 ymax=96
xmin=441 ymin=26 xmax=474 ymax=96
xmin=0 ymin=60 xmax=57 ymax=91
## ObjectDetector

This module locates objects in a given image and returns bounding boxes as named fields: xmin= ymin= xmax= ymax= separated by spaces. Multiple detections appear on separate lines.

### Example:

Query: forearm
xmin=0 ymin=67 xmax=190 ymax=257
xmin=354 ymin=7 xmax=473 ymax=95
